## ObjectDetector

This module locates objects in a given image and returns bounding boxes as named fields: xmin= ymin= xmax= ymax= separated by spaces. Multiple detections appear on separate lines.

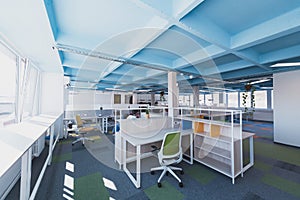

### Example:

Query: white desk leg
xmin=136 ymin=145 xmax=141 ymax=188
xmin=242 ymin=136 xmax=254 ymax=172
xmin=20 ymin=147 xmax=32 ymax=200
xmin=249 ymin=136 xmax=254 ymax=166
xmin=48 ymin=127 xmax=53 ymax=165
xmin=122 ymin=138 xmax=141 ymax=188
xmin=190 ymin=133 xmax=193 ymax=164
xmin=123 ymin=138 xmax=127 ymax=170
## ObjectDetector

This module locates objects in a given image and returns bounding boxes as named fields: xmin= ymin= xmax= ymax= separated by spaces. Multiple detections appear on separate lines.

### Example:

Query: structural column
xmin=151 ymin=92 xmax=155 ymax=106
xmin=267 ymin=89 xmax=272 ymax=109
xmin=168 ymin=71 xmax=178 ymax=117
xmin=132 ymin=93 xmax=138 ymax=104
xmin=193 ymin=86 xmax=199 ymax=107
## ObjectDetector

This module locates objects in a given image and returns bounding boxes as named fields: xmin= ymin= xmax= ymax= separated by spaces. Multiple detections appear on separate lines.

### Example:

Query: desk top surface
xmin=121 ymin=128 xmax=192 ymax=146
xmin=0 ymin=128 xmax=39 ymax=177
xmin=0 ymin=115 xmax=59 ymax=177
xmin=0 ymin=140 xmax=24 ymax=177
xmin=26 ymin=115 xmax=57 ymax=127
xmin=5 ymin=122 xmax=49 ymax=141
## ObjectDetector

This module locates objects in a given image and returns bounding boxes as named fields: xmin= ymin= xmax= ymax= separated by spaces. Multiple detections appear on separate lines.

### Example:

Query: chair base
xmin=150 ymin=165 xmax=183 ymax=187
xmin=72 ymin=137 xmax=94 ymax=146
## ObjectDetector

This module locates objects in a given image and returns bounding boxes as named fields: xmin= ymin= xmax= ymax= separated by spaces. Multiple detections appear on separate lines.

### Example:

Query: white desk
xmin=122 ymin=128 xmax=193 ymax=188
xmin=2 ymin=114 xmax=60 ymax=200
xmin=0 ymin=130 xmax=33 ymax=178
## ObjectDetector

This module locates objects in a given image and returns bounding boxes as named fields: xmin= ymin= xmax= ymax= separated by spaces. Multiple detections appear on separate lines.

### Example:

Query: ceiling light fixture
xmin=249 ymin=79 xmax=270 ymax=85
xmin=105 ymin=88 xmax=126 ymax=91
xmin=204 ymin=86 xmax=237 ymax=92
xmin=260 ymin=87 xmax=273 ymax=90
xmin=270 ymin=62 xmax=300 ymax=67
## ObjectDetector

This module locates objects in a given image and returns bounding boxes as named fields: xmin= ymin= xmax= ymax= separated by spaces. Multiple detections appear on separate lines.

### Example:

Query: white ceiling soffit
xmin=0 ymin=1 xmax=62 ymax=73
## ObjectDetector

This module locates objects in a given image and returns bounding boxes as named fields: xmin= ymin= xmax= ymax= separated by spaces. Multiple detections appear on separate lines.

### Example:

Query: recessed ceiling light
xmin=270 ymin=62 xmax=300 ymax=67
xmin=249 ymin=79 xmax=270 ymax=85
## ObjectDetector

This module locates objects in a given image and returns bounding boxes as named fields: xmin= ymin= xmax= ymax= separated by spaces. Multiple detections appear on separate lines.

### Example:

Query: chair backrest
xmin=161 ymin=131 xmax=182 ymax=157
xmin=76 ymin=114 xmax=83 ymax=128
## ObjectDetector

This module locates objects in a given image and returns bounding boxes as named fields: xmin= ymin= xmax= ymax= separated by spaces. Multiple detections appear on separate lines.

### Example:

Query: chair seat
xmin=79 ymin=127 xmax=95 ymax=132
xmin=161 ymin=158 xmax=179 ymax=166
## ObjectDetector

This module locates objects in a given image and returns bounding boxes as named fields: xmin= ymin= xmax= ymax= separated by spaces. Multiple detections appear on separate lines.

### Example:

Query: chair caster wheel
xmin=157 ymin=182 xmax=162 ymax=188
xmin=72 ymin=143 xmax=74 ymax=146
xmin=150 ymin=171 xmax=154 ymax=175
xmin=179 ymin=182 xmax=183 ymax=187
xmin=180 ymin=170 xmax=184 ymax=175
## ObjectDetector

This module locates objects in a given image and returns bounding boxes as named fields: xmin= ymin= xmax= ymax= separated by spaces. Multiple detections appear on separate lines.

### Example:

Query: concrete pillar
xmin=168 ymin=71 xmax=178 ymax=117
xmin=267 ymin=89 xmax=272 ymax=109
xmin=151 ymin=92 xmax=155 ymax=106
xmin=133 ymin=93 xmax=138 ymax=104
xmin=225 ymin=92 xmax=229 ymax=107
xmin=193 ymin=86 xmax=199 ymax=107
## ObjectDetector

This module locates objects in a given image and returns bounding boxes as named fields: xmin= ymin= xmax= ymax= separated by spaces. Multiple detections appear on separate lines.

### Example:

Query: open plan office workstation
xmin=1 ymin=0 xmax=300 ymax=199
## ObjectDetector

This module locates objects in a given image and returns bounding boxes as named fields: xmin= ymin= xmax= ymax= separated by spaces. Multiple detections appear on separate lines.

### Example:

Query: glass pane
xmin=23 ymin=65 xmax=38 ymax=117
xmin=0 ymin=43 xmax=17 ymax=119
xmin=213 ymin=93 xmax=219 ymax=106
xmin=255 ymin=90 xmax=267 ymax=109
xmin=199 ymin=94 xmax=204 ymax=105
xmin=228 ymin=92 xmax=238 ymax=108
xmin=205 ymin=94 xmax=213 ymax=106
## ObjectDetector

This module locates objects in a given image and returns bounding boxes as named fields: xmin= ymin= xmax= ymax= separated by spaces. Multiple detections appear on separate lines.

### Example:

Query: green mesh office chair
xmin=150 ymin=131 xmax=184 ymax=187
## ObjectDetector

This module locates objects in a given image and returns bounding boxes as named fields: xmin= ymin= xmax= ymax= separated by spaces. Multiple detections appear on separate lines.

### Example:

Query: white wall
xmin=40 ymin=72 xmax=64 ymax=115
xmin=66 ymin=90 xmax=135 ymax=110
xmin=274 ymin=70 xmax=300 ymax=147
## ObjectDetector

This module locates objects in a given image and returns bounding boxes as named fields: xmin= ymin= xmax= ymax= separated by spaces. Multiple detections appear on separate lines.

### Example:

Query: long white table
xmin=1 ymin=114 xmax=61 ymax=200
xmin=121 ymin=128 xmax=193 ymax=188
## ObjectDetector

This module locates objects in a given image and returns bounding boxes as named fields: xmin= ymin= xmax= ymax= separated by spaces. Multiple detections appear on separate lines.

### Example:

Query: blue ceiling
xmin=43 ymin=0 xmax=300 ymax=92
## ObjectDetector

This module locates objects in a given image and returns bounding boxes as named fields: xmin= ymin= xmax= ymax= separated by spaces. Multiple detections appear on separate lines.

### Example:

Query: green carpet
xmin=262 ymin=174 xmax=300 ymax=198
xmin=74 ymin=172 xmax=110 ymax=200
xmin=254 ymin=140 xmax=300 ymax=166
xmin=57 ymin=139 xmax=72 ymax=145
xmin=185 ymin=164 xmax=216 ymax=185
xmin=144 ymin=181 xmax=184 ymax=200
xmin=52 ymin=153 xmax=72 ymax=163
xmin=254 ymin=160 xmax=272 ymax=171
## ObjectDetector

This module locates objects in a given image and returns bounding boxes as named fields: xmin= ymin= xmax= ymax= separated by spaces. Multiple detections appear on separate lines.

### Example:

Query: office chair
xmin=150 ymin=131 xmax=184 ymax=188
xmin=72 ymin=114 xmax=95 ymax=146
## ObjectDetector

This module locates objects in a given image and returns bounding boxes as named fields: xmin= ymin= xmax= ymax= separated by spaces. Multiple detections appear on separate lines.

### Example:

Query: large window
xmin=199 ymin=94 xmax=204 ymax=105
xmin=179 ymin=95 xmax=190 ymax=106
xmin=227 ymin=92 xmax=238 ymax=108
xmin=212 ymin=93 xmax=219 ymax=106
xmin=23 ymin=64 xmax=39 ymax=118
xmin=205 ymin=94 xmax=213 ymax=106
xmin=255 ymin=90 xmax=267 ymax=109
xmin=0 ymin=43 xmax=17 ymax=119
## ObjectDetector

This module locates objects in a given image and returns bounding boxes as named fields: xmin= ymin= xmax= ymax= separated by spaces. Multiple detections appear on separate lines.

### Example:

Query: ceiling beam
xmin=260 ymin=44 xmax=300 ymax=64
xmin=231 ymin=7 xmax=300 ymax=50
